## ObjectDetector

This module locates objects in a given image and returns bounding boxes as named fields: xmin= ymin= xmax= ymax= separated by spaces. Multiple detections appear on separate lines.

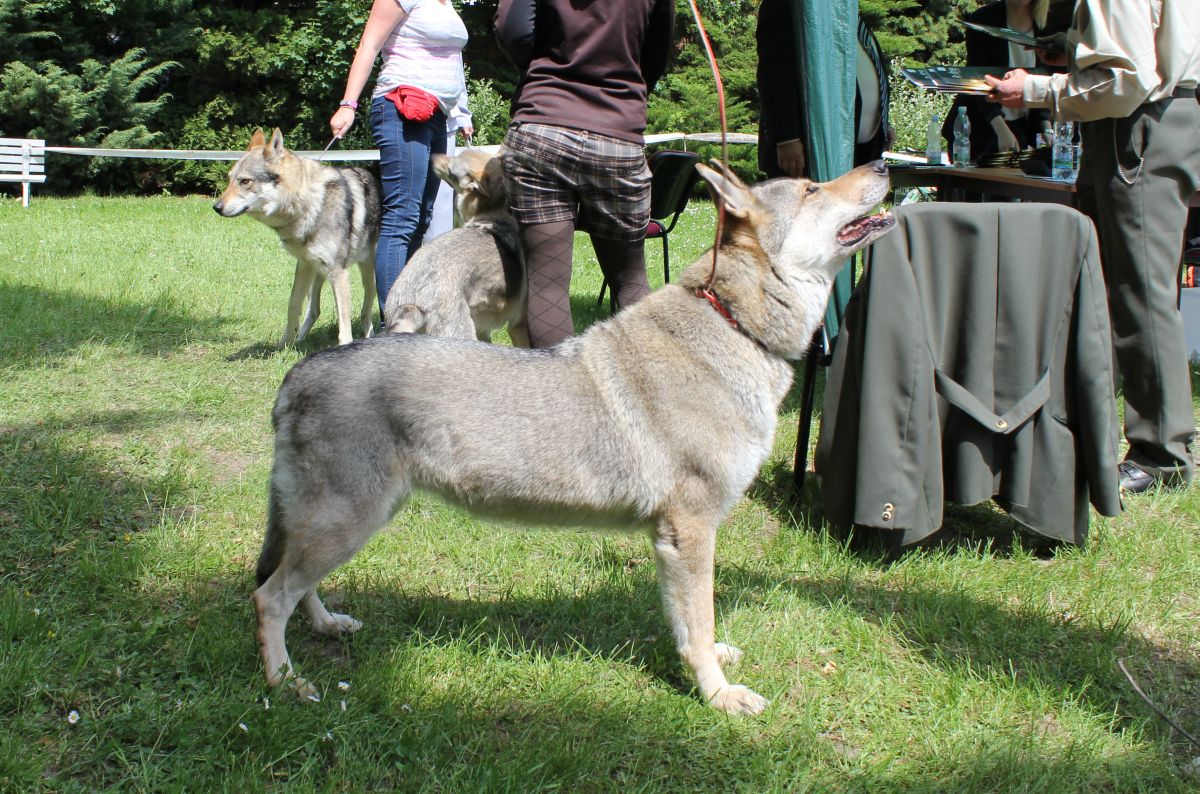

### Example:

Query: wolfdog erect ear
xmin=249 ymin=128 xmax=266 ymax=151
xmin=265 ymin=128 xmax=286 ymax=163
xmin=695 ymin=160 xmax=756 ymax=219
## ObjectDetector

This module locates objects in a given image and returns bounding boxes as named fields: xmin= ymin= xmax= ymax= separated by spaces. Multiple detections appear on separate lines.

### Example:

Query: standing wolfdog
xmin=383 ymin=149 xmax=529 ymax=345
xmin=253 ymin=160 xmax=895 ymax=715
xmin=214 ymin=128 xmax=379 ymax=347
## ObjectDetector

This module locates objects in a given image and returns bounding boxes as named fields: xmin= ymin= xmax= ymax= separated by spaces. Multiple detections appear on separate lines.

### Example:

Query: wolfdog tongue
xmin=838 ymin=210 xmax=892 ymax=244
xmin=838 ymin=217 xmax=873 ymax=244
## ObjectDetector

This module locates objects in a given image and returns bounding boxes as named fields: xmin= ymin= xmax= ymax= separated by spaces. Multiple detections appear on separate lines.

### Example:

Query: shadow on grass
xmin=2 ymin=406 xmax=1190 ymax=787
xmin=0 ymin=408 xmax=194 ymax=589
xmin=0 ymin=280 xmax=234 ymax=363
xmin=226 ymin=320 xmax=383 ymax=361
xmin=757 ymin=455 xmax=1081 ymax=563
xmin=256 ymin=553 xmax=1199 ymax=787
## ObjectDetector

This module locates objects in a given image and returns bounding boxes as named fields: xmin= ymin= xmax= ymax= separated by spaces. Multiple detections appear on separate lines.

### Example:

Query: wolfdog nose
xmin=212 ymin=201 xmax=224 ymax=214
xmin=870 ymin=159 xmax=887 ymax=175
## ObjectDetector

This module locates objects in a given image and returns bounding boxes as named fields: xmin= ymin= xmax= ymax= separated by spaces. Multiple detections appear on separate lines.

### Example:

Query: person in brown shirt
xmin=495 ymin=0 xmax=675 ymax=347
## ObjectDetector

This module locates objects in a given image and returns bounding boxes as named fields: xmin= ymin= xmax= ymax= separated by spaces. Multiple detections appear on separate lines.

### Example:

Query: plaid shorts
xmin=502 ymin=123 xmax=651 ymax=241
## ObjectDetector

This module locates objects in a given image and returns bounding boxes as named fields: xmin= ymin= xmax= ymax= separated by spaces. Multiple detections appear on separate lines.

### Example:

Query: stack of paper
xmin=900 ymin=66 xmax=1007 ymax=96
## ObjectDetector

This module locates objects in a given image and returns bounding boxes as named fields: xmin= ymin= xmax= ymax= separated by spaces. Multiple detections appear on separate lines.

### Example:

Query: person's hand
xmin=990 ymin=116 xmax=1021 ymax=152
xmin=776 ymin=139 xmax=806 ymax=177
xmin=330 ymin=106 xmax=356 ymax=139
xmin=984 ymin=69 xmax=1029 ymax=109
xmin=459 ymin=125 xmax=474 ymax=141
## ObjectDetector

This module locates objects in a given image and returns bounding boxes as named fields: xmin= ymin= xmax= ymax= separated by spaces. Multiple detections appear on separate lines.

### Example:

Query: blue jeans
xmin=370 ymin=95 xmax=447 ymax=316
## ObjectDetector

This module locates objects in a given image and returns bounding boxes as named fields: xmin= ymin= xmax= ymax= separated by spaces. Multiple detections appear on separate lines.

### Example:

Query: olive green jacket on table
xmin=815 ymin=203 xmax=1123 ymax=546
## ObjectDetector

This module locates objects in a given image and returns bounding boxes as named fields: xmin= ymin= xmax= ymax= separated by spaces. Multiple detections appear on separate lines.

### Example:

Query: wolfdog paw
xmin=314 ymin=612 xmax=363 ymax=637
xmin=290 ymin=677 xmax=323 ymax=703
xmin=714 ymin=643 xmax=743 ymax=667
xmin=708 ymin=685 xmax=769 ymax=716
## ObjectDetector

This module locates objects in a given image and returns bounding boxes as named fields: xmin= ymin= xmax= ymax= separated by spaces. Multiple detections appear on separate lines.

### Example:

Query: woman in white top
xmin=330 ymin=0 xmax=473 ymax=318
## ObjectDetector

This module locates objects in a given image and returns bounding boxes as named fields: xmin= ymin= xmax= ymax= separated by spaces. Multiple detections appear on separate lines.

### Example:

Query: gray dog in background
xmin=214 ymin=128 xmax=379 ymax=347
xmin=252 ymin=160 xmax=896 ymax=715
xmin=383 ymin=149 xmax=529 ymax=346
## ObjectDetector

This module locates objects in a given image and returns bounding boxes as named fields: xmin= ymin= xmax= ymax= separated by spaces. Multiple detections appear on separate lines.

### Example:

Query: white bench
xmin=0 ymin=138 xmax=47 ymax=207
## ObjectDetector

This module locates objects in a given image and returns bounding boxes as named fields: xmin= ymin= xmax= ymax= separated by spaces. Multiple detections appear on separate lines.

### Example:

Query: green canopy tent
xmin=795 ymin=0 xmax=858 ymax=337
xmin=791 ymin=0 xmax=859 ymax=488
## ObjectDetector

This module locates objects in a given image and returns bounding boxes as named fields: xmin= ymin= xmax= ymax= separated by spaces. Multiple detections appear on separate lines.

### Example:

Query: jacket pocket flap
xmin=934 ymin=368 xmax=1050 ymax=434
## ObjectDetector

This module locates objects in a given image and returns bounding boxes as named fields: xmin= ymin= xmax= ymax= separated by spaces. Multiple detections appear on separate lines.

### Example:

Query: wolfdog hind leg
xmin=357 ymin=260 xmax=377 ymax=338
xmin=653 ymin=505 xmax=767 ymax=716
xmin=282 ymin=261 xmax=317 ymax=347
xmin=507 ymin=319 xmax=531 ymax=348
xmin=328 ymin=267 xmax=355 ymax=345
xmin=254 ymin=480 xmax=409 ymax=701
xmin=296 ymin=272 xmax=324 ymax=344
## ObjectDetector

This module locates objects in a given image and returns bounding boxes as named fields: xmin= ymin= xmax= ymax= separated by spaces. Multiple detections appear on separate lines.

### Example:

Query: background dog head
xmin=213 ymin=128 xmax=295 ymax=219
xmin=431 ymin=150 xmax=507 ymax=224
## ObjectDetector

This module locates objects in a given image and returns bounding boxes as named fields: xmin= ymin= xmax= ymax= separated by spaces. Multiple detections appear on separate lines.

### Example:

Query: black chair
xmin=793 ymin=258 xmax=857 ymax=492
xmin=598 ymin=149 xmax=702 ymax=312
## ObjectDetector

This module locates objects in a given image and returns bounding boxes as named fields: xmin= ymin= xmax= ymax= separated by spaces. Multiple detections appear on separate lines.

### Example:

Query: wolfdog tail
xmin=256 ymin=482 xmax=286 ymax=587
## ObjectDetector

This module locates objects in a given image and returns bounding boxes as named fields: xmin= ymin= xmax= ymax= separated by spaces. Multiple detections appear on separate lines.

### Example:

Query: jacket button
xmin=881 ymin=510 xmax=893 ymax=521
xmin=996 ymin=419 xmax=1008 ymax=430
xmin=883 ymin=502 xmax=894 ymax=511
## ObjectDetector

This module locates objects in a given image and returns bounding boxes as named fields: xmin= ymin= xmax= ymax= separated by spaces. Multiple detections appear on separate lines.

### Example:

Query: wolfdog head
xmin=686 ymin=160 xmax=895 ymax=359
xmin=430 ymin=149 xmax=508 ymax=224
xmin=697 ymin=159 xmax=894 ymax=269
xmin=213 ymin=128 xmax=298 ymax=219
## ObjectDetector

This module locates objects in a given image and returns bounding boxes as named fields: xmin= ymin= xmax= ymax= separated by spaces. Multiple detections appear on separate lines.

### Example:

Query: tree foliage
xmin=0 ymin=0 xmax=982 ymax=194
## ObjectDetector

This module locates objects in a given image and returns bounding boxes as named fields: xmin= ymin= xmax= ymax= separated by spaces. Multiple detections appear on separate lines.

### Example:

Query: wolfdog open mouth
xmin=838 ymin=209 xmax=895 ymax=247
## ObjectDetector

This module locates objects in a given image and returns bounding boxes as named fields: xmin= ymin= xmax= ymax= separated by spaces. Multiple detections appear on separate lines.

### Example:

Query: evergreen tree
xmin=0 ymin=0 xmax=987 ymax=194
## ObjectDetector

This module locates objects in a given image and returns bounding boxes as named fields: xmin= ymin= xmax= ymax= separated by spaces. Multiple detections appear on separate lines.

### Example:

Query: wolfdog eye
xmin=805 ymin=185 xmax=820 ymax=196
xmin=239 ymin=178 xmax=253 ymax=187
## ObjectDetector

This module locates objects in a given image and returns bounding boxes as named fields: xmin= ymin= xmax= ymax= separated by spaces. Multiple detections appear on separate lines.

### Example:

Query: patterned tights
xmin=521 ymin=221 xmax=651 ymax=348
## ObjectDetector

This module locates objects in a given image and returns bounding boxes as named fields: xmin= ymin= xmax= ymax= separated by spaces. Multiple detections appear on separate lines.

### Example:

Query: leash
xmin=317 ymin=134 xmax=341 ymax=162
xmin=684 ymin=0 xmax=729 ymax=293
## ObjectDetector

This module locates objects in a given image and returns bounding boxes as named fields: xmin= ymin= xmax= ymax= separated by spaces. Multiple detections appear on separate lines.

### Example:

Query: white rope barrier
xmin=41 ymin=132 xmax=759 ymax=163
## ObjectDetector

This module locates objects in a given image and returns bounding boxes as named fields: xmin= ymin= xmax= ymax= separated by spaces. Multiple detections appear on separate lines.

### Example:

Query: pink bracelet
xmin=338 ymin=99 xmax=359 ymax=111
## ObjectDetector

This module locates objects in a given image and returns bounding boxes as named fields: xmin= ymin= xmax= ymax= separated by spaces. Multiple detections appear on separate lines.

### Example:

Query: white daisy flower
xmin=238 ymin=722 xmax=249 ymax=732
xmin=337 ymin=681 xmax=350 ymax=692
xmin=67 ymin=710 xmax=79 ymax=725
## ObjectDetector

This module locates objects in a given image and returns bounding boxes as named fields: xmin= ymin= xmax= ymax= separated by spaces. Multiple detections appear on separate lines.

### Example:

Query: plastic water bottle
xmin=926 ymin=114 xmax=943 ymax=165
xmin=1052 ymin=120 xmax=1074 ymax=180
xmin=952 ymin=106 xmax=971 ymax=167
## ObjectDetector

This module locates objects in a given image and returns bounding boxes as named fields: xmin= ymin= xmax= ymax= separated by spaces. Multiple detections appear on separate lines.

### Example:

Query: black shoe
xmin=1118 ymin=461 xmax=1160 ymax=494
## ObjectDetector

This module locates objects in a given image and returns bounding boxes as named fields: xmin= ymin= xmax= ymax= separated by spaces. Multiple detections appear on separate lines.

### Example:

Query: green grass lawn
xmin=2 ymin=193 xmax=1200 ymax=792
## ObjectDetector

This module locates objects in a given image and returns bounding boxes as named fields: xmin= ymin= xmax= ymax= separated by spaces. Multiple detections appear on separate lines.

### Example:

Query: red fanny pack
xmin=383 ymin=85 xmax=440 ymax=122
